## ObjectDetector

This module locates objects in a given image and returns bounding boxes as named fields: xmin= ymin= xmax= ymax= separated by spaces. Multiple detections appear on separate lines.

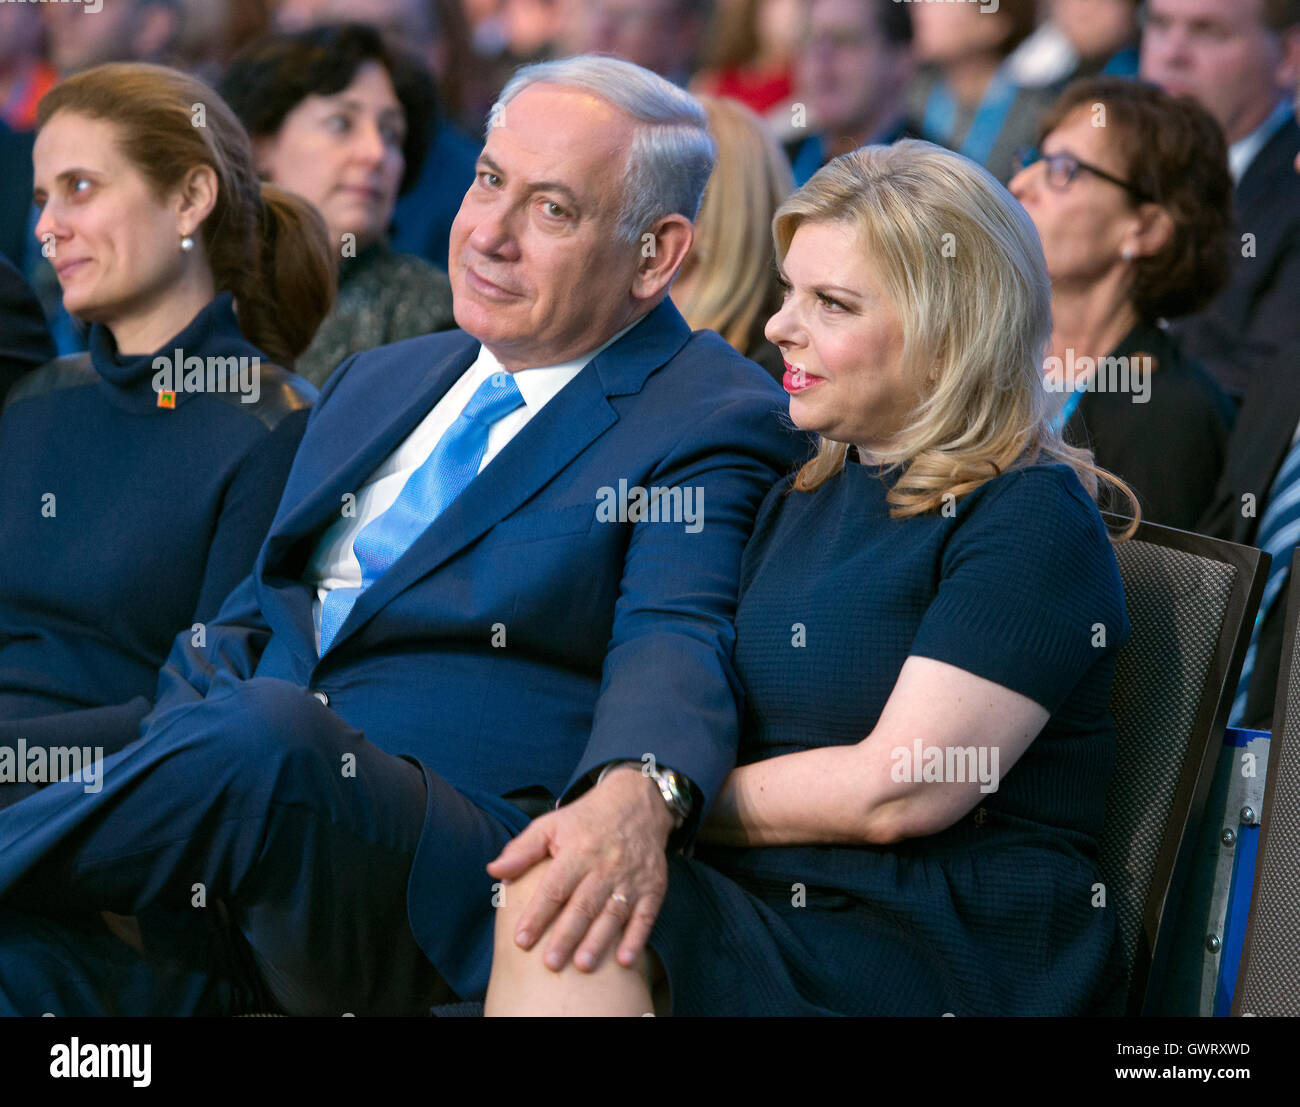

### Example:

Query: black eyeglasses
xmin=1014 ymin=146 xmax=1151 ymax=203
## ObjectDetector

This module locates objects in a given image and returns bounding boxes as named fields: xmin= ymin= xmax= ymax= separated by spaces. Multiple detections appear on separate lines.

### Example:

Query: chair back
xmin=1234 ymin=547 xmax=1300 ymax=1015
xmin=1101 ymin=516 xmax=1266 ymax=1014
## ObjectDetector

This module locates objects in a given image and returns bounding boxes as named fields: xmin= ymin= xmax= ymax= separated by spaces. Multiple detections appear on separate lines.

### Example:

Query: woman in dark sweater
xmin=486 ymin=141 xmax=1140 ymax=1016
xmin=0 ymin=63 xmax=334 ymax=784
xmin=1010 ymin=77 xmax=1235 ymax=530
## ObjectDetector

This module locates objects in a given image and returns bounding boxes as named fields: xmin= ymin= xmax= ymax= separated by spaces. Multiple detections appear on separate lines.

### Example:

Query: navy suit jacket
xmin=1173 ymin=116 xmax=1300 ymax=399
xmin=143 ymin=298 xmax=808 ymax=993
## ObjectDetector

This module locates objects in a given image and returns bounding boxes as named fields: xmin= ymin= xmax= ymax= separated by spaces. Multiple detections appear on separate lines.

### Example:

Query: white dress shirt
xmin=1228 ymin=99 xmax=1293 ymax=184
xmin=304 ymin=327 xmax=635 ymax=652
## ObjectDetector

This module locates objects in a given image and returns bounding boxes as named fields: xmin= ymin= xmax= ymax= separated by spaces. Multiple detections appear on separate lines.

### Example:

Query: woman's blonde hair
xmin=674 ymin=94 xmax=793 ymax=358
xmin=777 ymin=139 xmax=1138 ymax=536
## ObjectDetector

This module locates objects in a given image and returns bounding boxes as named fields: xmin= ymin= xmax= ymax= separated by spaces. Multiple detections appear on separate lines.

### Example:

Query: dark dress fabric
xmin=1063 ymin=321 xmax=1235 ymax=530
xmin=0 ymin=293 xmax=315 ymax=736
xmin=647 ymin=459 xmax=1130 ymax=1015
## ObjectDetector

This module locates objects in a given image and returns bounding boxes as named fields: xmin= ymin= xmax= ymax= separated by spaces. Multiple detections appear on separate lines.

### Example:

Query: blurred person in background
xmin=1005 ymin=0 xmax=1140 ymax=90
xmin=42 ymin=0 xmax=181 ymax=75
xmin=906 ymin=0 xmax=1056 ymax=183
xmin=672 ymin=94 xmax=793 ymax=379
xmin=464 ymin=0 xmax=570 ymax=124
xmin=1141 ymin=0 xmax=1300 ymax=401
xmin=1010 ymin=77 xmax=1235 ymax=530
xmin=1199 ymin=76 xmax=1300 ymax=732
xmin=222 ymin=23 xmax=456 ymax=388
xmin=559 ymin=0 xmax=712 ymax=85
xmin=274 ymin=0 xmax=482 ymax=270
xmin=785 ymin=0 xmax=915 ymax=185
xmin=0 ymin=63 xmax=333 ymax=790
xmin=0 ymin=5 xmax=57 ymax=133
xmin=170 ymin=0 xmax=277 ymax=84
xmin=692 ymin=0 xmax=800 ymax=121
xmin=0 ymin=120 xmax=35 ymax=271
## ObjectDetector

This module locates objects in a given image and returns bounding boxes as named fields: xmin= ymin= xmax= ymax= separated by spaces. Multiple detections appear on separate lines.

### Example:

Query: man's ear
xmin=175 ymin=163 xmax=219 ymax=240
xmin=630 ymin=214 xmax=695 ymax=303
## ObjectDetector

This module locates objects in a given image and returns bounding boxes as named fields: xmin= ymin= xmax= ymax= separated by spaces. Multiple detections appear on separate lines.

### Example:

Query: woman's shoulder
xmin=962 ymin=460 xmax=1097 ymax=515
xmin=346 ymin=247 xmax=455 ymax=328
xmin=238 ymin=361 xmax=317 ymax=432
xmin=947 ymin=461 xmax=1118 ymax=572
xmin=358 ymin=248 xmax=451 ymax=297
xmin=1116 ymin=322 xmax=1234 ymax=423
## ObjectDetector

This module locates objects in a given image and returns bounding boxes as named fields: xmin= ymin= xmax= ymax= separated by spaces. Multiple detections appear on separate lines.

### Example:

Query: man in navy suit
xmin=1141 ymin=0 xmax=1300 ymax=400
xmin=0 ymin=55 xmax=805 ymax=1015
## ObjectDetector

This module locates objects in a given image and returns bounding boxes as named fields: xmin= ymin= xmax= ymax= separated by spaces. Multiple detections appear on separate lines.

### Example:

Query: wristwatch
xmin=596 ymin=759 xmax=694 ymax=829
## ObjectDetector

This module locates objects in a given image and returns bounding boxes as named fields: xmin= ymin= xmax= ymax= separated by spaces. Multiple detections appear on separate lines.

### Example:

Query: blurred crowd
xmin=1 ymin=0 xmax=1299 ymax=725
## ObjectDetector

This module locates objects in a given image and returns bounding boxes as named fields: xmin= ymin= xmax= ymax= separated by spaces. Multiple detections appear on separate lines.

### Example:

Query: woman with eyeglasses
xmin=1009 ymin=77 xmax=1235 ymax=530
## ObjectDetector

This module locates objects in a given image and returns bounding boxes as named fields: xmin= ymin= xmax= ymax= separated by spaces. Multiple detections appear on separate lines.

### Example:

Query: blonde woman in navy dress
xmin=486 ymin=140 xmax=1139 ymax=1016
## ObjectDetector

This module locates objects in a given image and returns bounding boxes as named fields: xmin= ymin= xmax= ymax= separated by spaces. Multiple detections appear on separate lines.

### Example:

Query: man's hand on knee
xmin=485 ymin=766 xmax=674 ymax=975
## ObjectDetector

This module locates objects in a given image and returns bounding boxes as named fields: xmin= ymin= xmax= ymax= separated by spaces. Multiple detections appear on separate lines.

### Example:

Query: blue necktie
xmin=1230 ymin=435 xmax=1300 ymax=724
xmin=319 ymin=371 xmax=525 ymax=652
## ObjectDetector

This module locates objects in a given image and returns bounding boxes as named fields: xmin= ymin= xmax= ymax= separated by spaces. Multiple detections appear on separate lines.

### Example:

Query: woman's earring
xmin=180 ymin=235 xmax=194 ymax=252
xmin=1121 ymin=245 xmax=1135 ymax=261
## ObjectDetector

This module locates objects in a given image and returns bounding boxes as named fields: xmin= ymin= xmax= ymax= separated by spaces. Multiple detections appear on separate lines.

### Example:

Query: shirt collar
xmin=472 ymin=318 xmax=641 ymax=412
xmin=1228 ymin=99 xmax=1293 ymax=183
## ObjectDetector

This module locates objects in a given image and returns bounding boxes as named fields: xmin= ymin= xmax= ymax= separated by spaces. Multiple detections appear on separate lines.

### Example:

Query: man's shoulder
xmin=1239 ymin=116 xmax=1300 ymax=223
xmin=649 ymin=327 xmax=787 ymax=405
xmin=326 ymin=328 xmax=478 ymax=394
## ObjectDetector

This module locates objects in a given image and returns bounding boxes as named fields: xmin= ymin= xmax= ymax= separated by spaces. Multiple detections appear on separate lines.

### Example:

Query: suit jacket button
xmin=312 ymin=690 xmax=329 ymax=707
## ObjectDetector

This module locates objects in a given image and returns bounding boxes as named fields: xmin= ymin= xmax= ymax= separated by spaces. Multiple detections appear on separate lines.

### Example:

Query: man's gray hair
xmin=494 ymin=55 xmax=716 ymax=244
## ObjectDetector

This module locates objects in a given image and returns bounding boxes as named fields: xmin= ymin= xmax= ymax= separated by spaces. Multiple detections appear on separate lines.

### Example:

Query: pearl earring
xmin=1121 ymin=245 xmax=1135 ymax=261
xmin=180 ymin=235 xmax=194 ymax=252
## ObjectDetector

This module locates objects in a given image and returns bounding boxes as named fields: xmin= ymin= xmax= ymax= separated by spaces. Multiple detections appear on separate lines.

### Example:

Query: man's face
xmin=1140 ymin=0 xmax=1290 ymax=143
xmin=447 ymin=83 xmax=645 ymax=371
xmin=797 ymin=0 xmax=909 ymax=136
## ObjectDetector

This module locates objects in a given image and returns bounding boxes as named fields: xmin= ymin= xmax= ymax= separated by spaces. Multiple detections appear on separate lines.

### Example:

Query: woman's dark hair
xmin=37 ymin=62 xmax=336 ymax=367
xmin=1039 ymin=76 xmax=1233 ymax=322
xmin=219 ymin=22 xmax=437 ymax=195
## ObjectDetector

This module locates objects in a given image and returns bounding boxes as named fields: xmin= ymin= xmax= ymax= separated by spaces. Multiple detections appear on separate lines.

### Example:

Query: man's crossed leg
xmin=0 ymin=672 xmax=502 ymax=1015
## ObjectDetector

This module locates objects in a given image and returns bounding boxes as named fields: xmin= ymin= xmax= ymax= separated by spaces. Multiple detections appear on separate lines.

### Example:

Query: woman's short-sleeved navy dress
xmin=646 ymin=458 xmax=1131 ymax=1015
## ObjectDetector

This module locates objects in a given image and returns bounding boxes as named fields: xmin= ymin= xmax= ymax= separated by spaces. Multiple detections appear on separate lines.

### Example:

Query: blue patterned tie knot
xmin=318 ymin=370 xmax=524 ymax=652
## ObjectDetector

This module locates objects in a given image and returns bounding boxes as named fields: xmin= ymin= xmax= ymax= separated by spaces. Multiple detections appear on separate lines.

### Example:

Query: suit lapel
xmin=258 ymin=339 xmax=477 ymax=662
xmin=321 ymin=299 xmax=694 ymax=655
xmin=264 ymin=341 xmax=478 ymax=566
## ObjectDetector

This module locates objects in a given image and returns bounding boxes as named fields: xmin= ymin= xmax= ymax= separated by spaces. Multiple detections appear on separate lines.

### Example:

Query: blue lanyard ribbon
xmin=922 ymin=66 xmax=1019 ymax=168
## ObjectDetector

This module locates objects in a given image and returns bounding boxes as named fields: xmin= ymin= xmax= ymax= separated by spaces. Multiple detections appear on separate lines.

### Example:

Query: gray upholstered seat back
xmin=1235 ymin=554 xmax=1300 ymax=1016
xmin=1104 ymin=538 xmax=1237 ymax=1010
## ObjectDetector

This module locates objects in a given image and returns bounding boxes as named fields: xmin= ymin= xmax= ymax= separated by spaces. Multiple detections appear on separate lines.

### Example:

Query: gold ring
xmin=610 ymin=891 xmax=631 ymax=906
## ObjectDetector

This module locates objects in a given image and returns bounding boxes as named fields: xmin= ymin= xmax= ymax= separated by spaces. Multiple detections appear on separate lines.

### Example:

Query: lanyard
xmin=922 ymin=66 xmax=1018 ymax=168
xmin=791 ymin=135 xmax=826 ymax=187
xmin=1051 ymin=387 xmax=1084 ymax=435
